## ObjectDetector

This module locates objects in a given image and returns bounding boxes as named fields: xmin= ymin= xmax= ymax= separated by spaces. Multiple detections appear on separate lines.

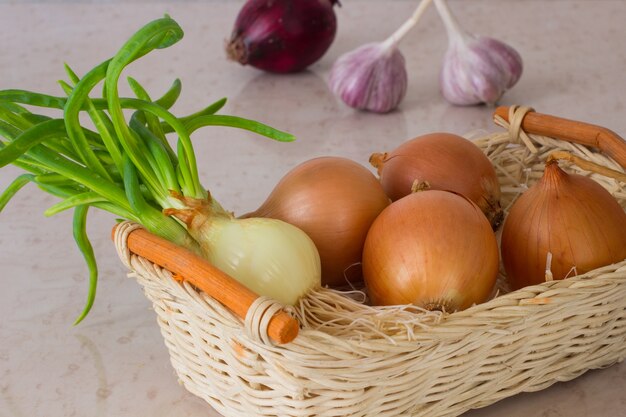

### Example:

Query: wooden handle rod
xmin=112 ymin=224 xmax=299 ymax=344
xmin=494 ymin=106 xmax=626 ymax=170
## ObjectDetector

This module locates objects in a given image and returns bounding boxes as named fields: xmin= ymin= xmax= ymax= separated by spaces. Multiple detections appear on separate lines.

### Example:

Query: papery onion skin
xmin=226 ymin=0 xmax=339 ymax=73
xmin=370 ymin=132 xmax=503 ymax=229
xmin=501 ymin=161 xmax=626 ymax=290
xmin=362 ymin=190 xmax=499 ymax=311
xmin=245 ymin=156 xmax=390 ymax=287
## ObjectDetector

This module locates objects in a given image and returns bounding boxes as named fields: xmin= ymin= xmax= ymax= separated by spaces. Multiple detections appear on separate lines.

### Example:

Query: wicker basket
xmin=113 ymin=106 xmax=626 ymax=417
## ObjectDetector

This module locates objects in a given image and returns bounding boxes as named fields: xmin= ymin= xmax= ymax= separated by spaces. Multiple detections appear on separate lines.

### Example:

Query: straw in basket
xmin=113 ymin=106 xmax=626 ymax=417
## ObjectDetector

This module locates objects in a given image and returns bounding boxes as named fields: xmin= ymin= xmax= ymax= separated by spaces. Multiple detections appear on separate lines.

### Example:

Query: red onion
xmin=226 ymin=0 xmax=339 ymax=73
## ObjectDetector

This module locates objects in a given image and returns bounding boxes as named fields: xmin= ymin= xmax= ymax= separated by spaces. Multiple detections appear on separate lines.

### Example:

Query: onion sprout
xmin=0 ymin=16 xmax=295 ymax=324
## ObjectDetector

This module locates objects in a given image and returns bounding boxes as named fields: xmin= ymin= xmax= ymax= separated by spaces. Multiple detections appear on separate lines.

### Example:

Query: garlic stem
xmin=382 ymin=0 xmax=434 ymax=50
xmin=433 ymin=0 xmax=468 ymax=44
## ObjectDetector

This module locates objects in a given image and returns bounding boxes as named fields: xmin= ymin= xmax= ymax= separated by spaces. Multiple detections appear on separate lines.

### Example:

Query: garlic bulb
xmin=329 ymin=0 xmax=433 ymax=113
xmin=434 ymin=0 xmax=523 ymax=106
xmin=329 ymin=43 xmax=407 ymax=113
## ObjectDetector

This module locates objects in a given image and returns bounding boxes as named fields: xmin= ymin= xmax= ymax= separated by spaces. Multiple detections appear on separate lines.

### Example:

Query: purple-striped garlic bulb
xmin=329 ymin=43 xmax=407 ymax=113
xmin=328 ymin=0 xmax=433 ymax=113
xmin=435 ymin=0 xmax=523 ymax=106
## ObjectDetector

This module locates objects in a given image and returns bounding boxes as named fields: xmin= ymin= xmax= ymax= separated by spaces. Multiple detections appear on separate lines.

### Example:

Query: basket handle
xmin=494 ymin=106 xmax=626 ymax=170
xmin=111 ymin=224 xmax=300 ymax=345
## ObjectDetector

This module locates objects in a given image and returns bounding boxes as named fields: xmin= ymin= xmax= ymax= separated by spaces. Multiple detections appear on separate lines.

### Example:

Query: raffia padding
xmin=115 ymin=107 xmax=626 ymax=417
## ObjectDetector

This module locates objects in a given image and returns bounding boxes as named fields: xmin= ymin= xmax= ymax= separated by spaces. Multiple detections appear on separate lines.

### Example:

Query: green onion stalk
xmin=0 ymin=16 xmax=321 ymax=324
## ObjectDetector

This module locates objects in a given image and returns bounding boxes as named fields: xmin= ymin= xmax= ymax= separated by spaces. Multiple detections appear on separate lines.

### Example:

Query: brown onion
xmin=370 ymin=132 xmax=503 ymax=229
xmin=362 ymin=190 xmax=499 ymax=311
xmin=245 ymin=156 xmax=390 ymax=287
xmin=502 ymin=160 xmax=626 ymax=290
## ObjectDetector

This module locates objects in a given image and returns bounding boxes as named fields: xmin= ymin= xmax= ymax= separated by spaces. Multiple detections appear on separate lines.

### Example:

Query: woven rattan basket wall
xmin=113 ymin=106 xmax=626 ymax=417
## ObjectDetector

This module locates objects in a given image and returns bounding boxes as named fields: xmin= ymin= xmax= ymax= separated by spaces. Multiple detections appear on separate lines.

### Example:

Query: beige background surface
xmin=1 ymin=1 xmax=625 ymax=416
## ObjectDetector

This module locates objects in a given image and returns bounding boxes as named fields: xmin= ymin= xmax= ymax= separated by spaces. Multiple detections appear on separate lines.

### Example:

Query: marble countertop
xmin=1 ymin=1 xmax=625 ymax=416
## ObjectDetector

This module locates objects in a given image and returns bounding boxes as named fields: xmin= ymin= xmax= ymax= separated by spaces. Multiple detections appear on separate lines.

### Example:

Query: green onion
xmin=0 ymin=16 xmax=296 ymax=323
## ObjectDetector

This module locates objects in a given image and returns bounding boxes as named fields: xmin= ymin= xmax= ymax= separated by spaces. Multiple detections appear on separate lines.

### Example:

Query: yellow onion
xmin=370 ymin=132 xmax=503 ymax=229
xmin=362 ymin=190 xmax=499 ymax=311
xmin=245 ymin=156 xmax=390 ymax=287
xmin=501 ymin=160 xmax=626 ymax=290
